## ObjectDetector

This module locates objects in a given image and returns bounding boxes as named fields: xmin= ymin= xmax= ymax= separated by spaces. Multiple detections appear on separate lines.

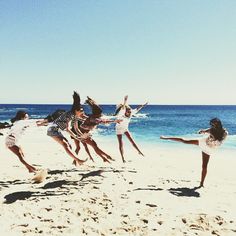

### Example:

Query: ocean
xmin=0 ymin=104 xmax=236 ymax=150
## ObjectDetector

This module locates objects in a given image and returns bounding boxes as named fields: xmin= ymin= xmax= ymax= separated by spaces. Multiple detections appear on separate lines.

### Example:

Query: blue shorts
xmin=47 ymin=126 xmax=64 ymax=138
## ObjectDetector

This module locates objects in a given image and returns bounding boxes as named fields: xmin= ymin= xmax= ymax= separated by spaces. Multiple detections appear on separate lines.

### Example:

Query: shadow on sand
xmin=3 ymin=169 xmax=108 ymax=204
xmin=168 ymin=186 xmax=201 ymax=197
xmin=4 ymin=191 xmax=66 ymax=204
xmin=133 ymin=187 xmax=164 ymax=191
xmin=0 ymin=179 xmax=30 ymax=188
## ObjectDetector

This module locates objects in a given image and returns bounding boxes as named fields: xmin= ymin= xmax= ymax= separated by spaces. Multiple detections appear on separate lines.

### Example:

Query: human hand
xmin=80 ymin=133 xmax=92 ymax=140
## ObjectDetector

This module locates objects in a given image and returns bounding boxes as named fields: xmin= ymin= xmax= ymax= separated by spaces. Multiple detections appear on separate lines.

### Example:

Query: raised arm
xmin=123 ymin=95 xmax=128 ymax=107
xmin=114 ymin=95 xmax=128 ymax=116
xmin=135 ymin=102 xmax=148 ymax=113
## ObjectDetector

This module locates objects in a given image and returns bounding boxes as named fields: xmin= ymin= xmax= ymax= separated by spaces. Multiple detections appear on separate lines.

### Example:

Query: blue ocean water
xmin=1 ymin=104 xmax=236 ymax=149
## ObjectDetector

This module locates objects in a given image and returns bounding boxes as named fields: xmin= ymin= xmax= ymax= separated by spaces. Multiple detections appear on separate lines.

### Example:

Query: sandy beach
xmin=0 ymin=126 xmax=236 ymax=236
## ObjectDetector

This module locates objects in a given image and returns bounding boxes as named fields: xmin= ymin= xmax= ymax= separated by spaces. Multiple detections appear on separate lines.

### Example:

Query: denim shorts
xmin=47 ymin=125 xmax=64 ymax=138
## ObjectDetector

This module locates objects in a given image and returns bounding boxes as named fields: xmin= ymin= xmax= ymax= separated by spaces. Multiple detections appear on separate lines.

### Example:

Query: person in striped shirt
xmin=47 ymin=92 xmax=87 ymax=167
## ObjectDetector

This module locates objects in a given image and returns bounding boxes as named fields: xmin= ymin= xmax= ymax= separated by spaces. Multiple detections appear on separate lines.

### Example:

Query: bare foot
xmin=103 ymin=158 xmax=111 ymax=164
xmin=106 ymin=155 xmax=115 ymax=161
xmin=27 ymin=166 xmax=37 ymax=173
xmin=160 ymin=136 xmax=168 ymax=140
xmin=73 ymin=158 xmax=87 ymax=167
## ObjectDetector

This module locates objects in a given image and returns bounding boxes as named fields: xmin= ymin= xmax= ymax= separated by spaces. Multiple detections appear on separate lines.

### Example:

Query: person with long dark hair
xmin=47 ymin=91 xmax=87 ymax=166
xmin=5 ymin=110 xmax=45 ymax=173
xmin=160 ymin=118 xmax=228 ymax=187
xmin=72 ymin=96 xmax=120 ymax=163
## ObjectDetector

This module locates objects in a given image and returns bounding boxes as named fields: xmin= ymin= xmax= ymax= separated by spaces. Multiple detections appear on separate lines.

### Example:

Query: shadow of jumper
xmin=168 ymin=186 xmax=201 ymax=197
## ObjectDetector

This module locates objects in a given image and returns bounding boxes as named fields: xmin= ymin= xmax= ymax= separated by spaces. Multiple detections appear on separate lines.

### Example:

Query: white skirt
xmin=198 ymin=137 xmax=217 ymax=156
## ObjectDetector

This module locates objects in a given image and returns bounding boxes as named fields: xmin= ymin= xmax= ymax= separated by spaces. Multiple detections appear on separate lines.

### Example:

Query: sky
xmin=0 ymin=0 xmax=236 ymax=105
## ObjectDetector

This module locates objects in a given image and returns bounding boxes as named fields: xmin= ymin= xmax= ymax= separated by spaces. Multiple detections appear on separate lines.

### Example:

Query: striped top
xmin=53 ymin=111 xmax=77 ymax=130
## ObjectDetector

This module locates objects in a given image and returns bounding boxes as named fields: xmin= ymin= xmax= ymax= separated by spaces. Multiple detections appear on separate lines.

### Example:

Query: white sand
xmin=0 ymin=126 xmax=236 ymax=235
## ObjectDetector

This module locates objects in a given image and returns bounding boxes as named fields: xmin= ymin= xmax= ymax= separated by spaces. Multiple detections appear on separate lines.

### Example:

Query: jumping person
xmin=72 ymin=96 xmax=120 ymax=163
xmin=115 ymin=95 xmax=148 ymax=163
xmin=47 ymin=91 xmax=87 ymax=166
xmin=160 ymin=118 xmax=228 ymax=187
xmin=5 ymin=110 xmax=45 ymax=173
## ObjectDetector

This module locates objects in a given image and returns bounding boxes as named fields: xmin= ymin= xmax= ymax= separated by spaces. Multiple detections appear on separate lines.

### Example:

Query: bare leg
xmin=64 ymin=137 xmax=72 ymax=150
xmin=125 ymin=131 xmax=144 ymax=156
xmin=117 ymin=134 xmax=125 ymax=163
xmin=8 ymin=145 xmax=36 ymax=173
xmin=73 ymin=139 xmax=81 ymax=155
xmin=82 ymin=141 xmax=95 ymax=162
xmin=51 ymin=136 xmax=86 ymax=166
xmin=72 ymin=139 xmax=94 ymax=163
xmin=95 ymin=147 xmax=114 ymax=161
xmin=85 ymin=138 xmax=111 ymax=163
xmin=200 ymin=152 xmax=210 ymax=187
xmin=160 ymin=136 xmax=199 ymax=145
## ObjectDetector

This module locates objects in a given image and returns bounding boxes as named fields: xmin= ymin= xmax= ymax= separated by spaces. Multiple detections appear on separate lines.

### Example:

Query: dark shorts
xmin=47 ymin=126 xmax=64 ymax=138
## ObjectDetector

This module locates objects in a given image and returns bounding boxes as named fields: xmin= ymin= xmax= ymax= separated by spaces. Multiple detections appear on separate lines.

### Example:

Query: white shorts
xmin=116 ymin=126 xmax=128 ymax=135
xmin=5 ymin=135 xmax=18 ymax=148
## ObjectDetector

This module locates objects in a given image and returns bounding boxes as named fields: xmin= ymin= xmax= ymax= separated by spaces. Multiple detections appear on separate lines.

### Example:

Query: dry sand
xmin=0 ymin=126 xmax=236 ymax=235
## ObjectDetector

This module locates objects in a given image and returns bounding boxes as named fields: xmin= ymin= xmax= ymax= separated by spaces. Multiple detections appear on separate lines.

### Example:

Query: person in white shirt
xmin=160 ymin=118 xmax=228 ymax=187
xmin=5 ymin=110 xmax=45 ymax=173
xmin=115 ymin=95 xmax=148 ymax=163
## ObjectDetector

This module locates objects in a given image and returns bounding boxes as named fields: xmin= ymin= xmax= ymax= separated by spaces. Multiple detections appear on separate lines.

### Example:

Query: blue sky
xmin=0 ymin=0 xmax=236 ymax=104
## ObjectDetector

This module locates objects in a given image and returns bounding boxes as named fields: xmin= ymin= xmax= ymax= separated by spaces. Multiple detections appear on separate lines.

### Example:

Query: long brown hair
xmin=71 ymin=91 xmax=83 ymax=113
xmin=209 ymin=118 xmax=226 ymax=141
xmin=11 ymin=110 xmax=27 ymax=123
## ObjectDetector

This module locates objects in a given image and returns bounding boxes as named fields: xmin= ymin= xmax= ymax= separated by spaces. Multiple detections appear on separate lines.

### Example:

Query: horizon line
xmin=1 ymin=103 xmax=236 ymax=106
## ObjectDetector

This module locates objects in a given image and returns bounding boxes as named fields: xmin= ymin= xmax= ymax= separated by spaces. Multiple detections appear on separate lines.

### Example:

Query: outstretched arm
xmin=135 ymin=102 xmax=148 ymax=113
xmin=36 ymin=119 xmax=49 ymax=126
xmin=100 ymin=118 xmax=122 ymax=124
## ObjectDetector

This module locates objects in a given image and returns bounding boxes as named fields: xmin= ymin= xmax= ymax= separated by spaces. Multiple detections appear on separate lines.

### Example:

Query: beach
xmin=0 ymin=126 xmax=236 ymax=236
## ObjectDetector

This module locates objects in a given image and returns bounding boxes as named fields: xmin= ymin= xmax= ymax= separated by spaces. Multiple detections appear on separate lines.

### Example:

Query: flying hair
xmin=71 ymin=91 xmax=83 ymax=113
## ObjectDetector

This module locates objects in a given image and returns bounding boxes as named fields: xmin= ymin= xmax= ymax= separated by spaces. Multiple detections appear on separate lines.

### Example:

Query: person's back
xmin=45 ymin=109 xmax=66 ymax=123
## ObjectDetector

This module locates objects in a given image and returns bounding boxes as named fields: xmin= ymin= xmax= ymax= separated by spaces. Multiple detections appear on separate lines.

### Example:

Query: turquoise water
xmin=1 ymin=104 xmax=236 ymax=149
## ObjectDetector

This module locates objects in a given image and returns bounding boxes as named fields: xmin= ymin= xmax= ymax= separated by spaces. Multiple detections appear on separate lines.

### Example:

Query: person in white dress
xmin=160 ymin=118 xmax=228 ymax=187
xmin=115 ymin=95 xmax=148 ymax=163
